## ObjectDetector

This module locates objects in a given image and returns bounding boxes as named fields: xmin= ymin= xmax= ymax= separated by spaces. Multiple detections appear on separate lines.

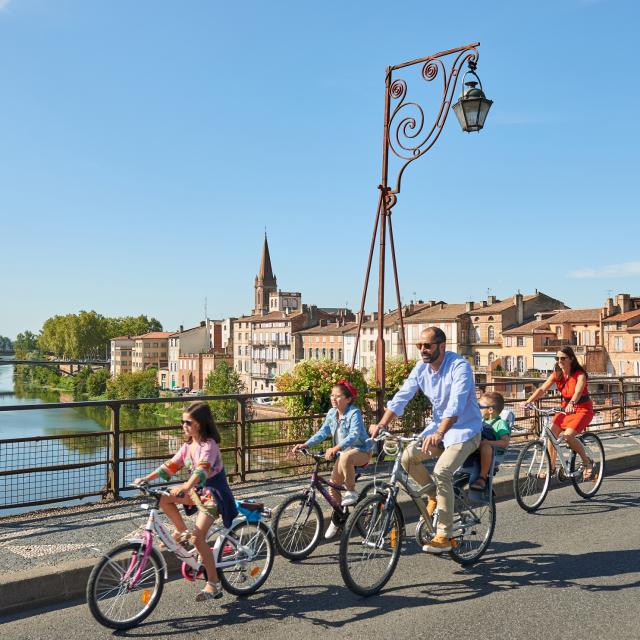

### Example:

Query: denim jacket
xmin=305 ymin=404 xmax=372 ymax=453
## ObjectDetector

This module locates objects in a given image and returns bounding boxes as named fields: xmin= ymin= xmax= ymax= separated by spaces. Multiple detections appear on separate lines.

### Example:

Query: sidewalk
xmin=2 ymin=428 xmax=640 ymax=617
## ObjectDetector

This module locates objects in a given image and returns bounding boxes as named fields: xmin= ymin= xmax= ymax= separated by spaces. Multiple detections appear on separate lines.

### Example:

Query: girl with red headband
xmin=292 ymin=380 xmax=372 ymax=539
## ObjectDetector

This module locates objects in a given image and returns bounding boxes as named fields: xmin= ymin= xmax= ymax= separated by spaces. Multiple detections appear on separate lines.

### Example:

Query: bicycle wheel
xmin=449 ymin=490 xmax=496 ymax=566
xmin=354 ymin=480 xmax=383 ymax=537
xmin=571 ymin=432 xmax=605 ymax=499
xmin=339 ymin=493 xmax=403 ymax=597
xmin=216 ymin=520 xmax=274 ymax=596
xmin=86 ymin=541 xmax=164 ymax=630
xmin=272 ymin=493 xmax=323 ymax=560
xmin=514 ymin=440 xmax=551 ymax=512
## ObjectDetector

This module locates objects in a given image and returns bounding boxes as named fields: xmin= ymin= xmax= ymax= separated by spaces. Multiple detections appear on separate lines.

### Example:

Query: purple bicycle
xmin=271 ymin=448 xmax=377 ymax=560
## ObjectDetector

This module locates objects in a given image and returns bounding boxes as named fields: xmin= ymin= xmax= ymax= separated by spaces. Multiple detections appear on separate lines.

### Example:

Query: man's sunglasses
xmin=416 ymin=341 xmax=444 ymax=350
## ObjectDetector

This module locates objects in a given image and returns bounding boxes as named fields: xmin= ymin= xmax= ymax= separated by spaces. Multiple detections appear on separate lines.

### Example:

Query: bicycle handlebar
xmin=524 ymin=404 xmax=565 ymax=416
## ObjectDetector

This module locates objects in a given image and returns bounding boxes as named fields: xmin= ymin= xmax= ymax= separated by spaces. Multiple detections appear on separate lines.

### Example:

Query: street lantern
xmin=452 ymin=67 xmax=493 ymax=133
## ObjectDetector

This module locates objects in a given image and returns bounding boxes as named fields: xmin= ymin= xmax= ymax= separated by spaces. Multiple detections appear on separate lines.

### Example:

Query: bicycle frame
xmin=536 ymin=411 xmax=583 ymax=478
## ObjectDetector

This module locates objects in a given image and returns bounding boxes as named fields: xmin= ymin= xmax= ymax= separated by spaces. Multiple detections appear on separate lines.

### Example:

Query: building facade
xmin=110 ymin=337 xmax=135 ymax=377
xmin=131 ymin=332 xmax=172 ymax=371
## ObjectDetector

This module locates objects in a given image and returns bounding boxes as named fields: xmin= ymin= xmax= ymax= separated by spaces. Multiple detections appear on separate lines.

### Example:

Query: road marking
xmin=0 ymin=527 xmax=47 ymax=541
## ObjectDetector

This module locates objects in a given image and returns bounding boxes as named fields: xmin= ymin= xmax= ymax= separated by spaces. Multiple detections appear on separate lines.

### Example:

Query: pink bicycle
xmin=86 ymin=484 xmax=274 ymax=630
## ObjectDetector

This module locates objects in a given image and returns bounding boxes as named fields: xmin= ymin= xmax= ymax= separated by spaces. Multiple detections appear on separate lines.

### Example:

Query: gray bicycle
xmin=338 ymin=430 xmax=496 ymax=596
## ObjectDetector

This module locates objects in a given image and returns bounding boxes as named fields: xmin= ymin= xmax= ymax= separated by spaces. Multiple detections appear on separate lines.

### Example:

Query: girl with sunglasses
xmin=525 ymin=346 xmax=595 ymax=480
xmin=134 ymin=401 xmax=237 ymax=602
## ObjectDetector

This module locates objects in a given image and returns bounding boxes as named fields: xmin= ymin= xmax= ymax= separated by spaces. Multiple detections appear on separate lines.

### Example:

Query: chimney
xmin=200 ymin=321 xmax=206 ymax=327
xmin=179 ymin=325 xmax=184 ymax=332
xmin=488 ymin=295 xmax=497 ymax=304
xmin=428 ymin=300 xmax=435 ymax=306
xmin=514 ymin=292 xmax=524 ymax=324
xmin=617 ymin=293 xmax=631 ymax=313
xmin=466 ymin=301 xmax=474 ymax=312
xmin=482 ymin=301 xmax=487 ymax=308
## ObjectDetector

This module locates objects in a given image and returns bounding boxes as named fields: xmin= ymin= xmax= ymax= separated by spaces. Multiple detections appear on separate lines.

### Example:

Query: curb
xmin=1 ymin=450 xmax=638 ymax=618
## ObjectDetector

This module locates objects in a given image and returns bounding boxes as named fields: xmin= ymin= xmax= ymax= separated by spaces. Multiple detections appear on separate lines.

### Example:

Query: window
xmin=474 ymin=352 xmax=480 ymax=367
xmin=488 ymin=326 xmax=495 ymax=343
xmin=516 ymin=336 xmax=525 ymax=347
xmin=517 ymin=356 xmax=525 ymax=373
xmin=634 ymin=337 xmax=640 ymax=352
xmin=473 ymin=326 xmax=480 ymax=343
xmin=338 ymin=349 xmax=343 ymax=361
xmin=330 ymin=349 xmax=334 ymax=360
xmin=614 ymin=337 xmax=624 ymax=352
xmin=322 ymin=349 xmax=326 ymax=358
xmin=237 ymin=346 xmax=241 ymax=355
xmin=315 ymin=348 xmax=319 ymax=359
xmin=504 ymin=356 xmax=513 ymax=372
xmin=488 ymin=352 xmax=495 ymax=365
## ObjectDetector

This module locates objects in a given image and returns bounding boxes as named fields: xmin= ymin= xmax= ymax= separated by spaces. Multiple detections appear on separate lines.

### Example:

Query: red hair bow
xmin=337 ymin=379 xmax=358 ymax=399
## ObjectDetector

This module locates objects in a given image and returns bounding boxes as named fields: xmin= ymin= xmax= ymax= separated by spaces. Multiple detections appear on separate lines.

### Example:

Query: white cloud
xmin=569 ymin=261 xmax=640 ymax=279
xmin=0 ymin=0 xmax=11 ymax=10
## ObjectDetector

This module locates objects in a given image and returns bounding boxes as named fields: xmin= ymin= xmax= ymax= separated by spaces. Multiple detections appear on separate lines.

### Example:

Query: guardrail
xmin=1 ymin=377 xmax=639 ymax=512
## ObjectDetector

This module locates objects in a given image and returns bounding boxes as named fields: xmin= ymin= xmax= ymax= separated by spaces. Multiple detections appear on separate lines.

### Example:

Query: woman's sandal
xmin=195 ymin=581 xmax=223 ymax=602
xmin=583 ymin=459 xmax=595 ymax=481
xmin=538 ymin=467 xmax=556 ymax=480
xmin=470 ymin=476 xmax=487 ymax=491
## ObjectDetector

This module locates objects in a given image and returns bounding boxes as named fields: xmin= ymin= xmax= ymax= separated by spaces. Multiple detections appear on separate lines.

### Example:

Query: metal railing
xmin=1 ymin=377 xmax=639 ymax=512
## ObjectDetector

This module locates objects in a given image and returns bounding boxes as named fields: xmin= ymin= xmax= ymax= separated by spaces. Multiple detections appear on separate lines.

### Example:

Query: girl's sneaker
xmin=341 ymin=491 xmax=359 ymax=507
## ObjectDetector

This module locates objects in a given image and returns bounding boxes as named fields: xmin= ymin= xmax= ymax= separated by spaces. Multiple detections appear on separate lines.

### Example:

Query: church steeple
xmin=253 ymin=233 xmax=277 ymax=315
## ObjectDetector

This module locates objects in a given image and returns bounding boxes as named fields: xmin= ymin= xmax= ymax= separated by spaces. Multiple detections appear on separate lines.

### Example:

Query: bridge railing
xmin=1 ymin=377 xmax=639 ymax=512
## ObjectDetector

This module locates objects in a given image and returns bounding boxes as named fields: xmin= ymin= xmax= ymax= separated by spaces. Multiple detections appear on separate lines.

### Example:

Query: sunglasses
xmin=181 ymin=419 xmax=193 ymax=426
xmin=416 ymin=341 xmax=443 ymax=350
xmin=555 ymin=356 xmax=568 ymax=361
xmin=478 ymin=404 xmax=497 ymax=409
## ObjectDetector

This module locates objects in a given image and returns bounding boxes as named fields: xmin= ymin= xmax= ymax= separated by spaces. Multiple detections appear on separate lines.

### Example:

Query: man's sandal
xmin=470 ymin=476 xmax=487 ymax=491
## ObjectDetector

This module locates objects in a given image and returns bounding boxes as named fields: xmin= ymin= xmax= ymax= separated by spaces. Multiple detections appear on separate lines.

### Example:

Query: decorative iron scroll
xmin=385 ymin=44 xmax=479 ymax=200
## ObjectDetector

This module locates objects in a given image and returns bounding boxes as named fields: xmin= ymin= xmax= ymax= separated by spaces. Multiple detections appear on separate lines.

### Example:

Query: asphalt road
xmin=2 ymin=469 xmax=640 ymax=640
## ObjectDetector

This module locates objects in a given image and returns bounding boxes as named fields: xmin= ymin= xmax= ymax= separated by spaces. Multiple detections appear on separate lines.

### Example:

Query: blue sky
xmin=1 ymin=0 xmax=638 ymax=339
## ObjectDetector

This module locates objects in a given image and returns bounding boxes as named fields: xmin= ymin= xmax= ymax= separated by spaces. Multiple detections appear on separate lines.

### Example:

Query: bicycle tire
xmin=354 ymin=480 xmax=382 ymax=536
xmin=339 ymin=493 xmax=403 ymax=597
xmin=86 ymin=541 xmax=164 ymax=630
xmin=514 ymin=440 xmax=551 ymax=512
xmin=272 ymin=493 xmax=323 ymax=561
xmin=216 ymin=520 xmax=274 ymax=596
xmin=449 ymin=490 xmax=496 ymax=566
xmin=571 ymin=432 xmax=605 ymax=499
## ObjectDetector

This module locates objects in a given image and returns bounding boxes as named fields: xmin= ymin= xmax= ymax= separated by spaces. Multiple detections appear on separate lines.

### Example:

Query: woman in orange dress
xmin=525 ymin=346 xmax=595 ymax=479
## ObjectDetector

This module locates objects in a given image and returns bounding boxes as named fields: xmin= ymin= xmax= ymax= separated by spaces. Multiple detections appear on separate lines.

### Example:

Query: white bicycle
xmin=86 ymin=484 xmax=275 ymax=630
xmin=513 ymin=405 xmax=605 ymax=512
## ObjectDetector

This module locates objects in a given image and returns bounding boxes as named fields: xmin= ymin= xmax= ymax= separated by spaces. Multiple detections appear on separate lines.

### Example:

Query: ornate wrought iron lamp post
xmin=350 ymin=43 xmax=492 ymax=417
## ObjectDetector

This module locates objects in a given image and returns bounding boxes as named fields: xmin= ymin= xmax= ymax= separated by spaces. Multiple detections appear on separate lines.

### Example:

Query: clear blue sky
xmin=1 ymin=0 xmax=638 ymax=340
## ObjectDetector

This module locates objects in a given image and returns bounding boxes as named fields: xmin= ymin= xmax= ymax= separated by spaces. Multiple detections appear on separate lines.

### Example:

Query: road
xmin=2 ymin=469 xmax=639 ymax=640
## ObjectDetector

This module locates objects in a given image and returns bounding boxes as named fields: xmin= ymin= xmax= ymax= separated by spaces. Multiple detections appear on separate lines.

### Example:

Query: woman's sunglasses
xmin=181 ymin=419 xmax=193 ymax=426
xmin=555 ymin=356 xmax=568 ymax=361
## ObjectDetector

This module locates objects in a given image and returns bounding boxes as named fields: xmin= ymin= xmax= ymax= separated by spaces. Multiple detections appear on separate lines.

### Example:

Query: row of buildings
xmin=109 ymin=235 xmax=640 ymax=392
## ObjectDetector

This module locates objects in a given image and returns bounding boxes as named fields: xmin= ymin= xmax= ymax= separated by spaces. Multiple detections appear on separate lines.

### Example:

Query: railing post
xmin=110 ymin=403 xmax=120 ymax=500
xmin=237 ymin=397 xmax=246 ymax=482
xmin=619 ymin=376 xmax=626 ymax=428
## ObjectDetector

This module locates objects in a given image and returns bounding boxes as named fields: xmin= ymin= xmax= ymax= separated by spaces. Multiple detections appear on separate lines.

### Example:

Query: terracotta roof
xmin=404 ymin=303 xmax=471 ymax=323
xmin=298 ymin=322 xmax=358 ymax=336
xmin=134 ymin=332 xmax=173 ymax=339
xmin=547 ymin=308 xmax=601 ymax=324
xmin=502 ymin=319 xmax=554 ymax=336
xmin=110 ymin=336 xmax=134 ymax=341
xmin=603 ymin=308 xmax=640 ymax=323
xmin=361 ymin=302 xmax=446 ymax=328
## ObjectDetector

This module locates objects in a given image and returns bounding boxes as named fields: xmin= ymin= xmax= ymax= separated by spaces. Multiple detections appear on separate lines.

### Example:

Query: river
xmin=0 ymin=359 xmax=108 ymax=438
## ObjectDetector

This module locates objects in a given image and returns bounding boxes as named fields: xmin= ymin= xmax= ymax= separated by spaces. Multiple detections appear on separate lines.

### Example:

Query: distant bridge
xmin=0 ymin=358 xmax=110 ymax=377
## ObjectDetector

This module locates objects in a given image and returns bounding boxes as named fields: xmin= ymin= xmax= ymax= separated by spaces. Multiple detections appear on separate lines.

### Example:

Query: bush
xmin=368 ymin=357 xmax=431 ymax=434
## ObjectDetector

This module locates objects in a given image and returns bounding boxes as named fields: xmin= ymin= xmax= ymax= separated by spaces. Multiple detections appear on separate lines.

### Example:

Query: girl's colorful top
xmin=156 ymin=439 xmax=223 ymax=486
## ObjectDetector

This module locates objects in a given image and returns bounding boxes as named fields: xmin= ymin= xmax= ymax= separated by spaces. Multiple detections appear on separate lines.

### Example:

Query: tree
xmin=106 ymin=369 xmax=159 ymax=400
xmin=367 ymin=357 xmax=431 ymax=434
xmin=86 ymin=369 xmax=110 ymax=397
xmin=204 ymin=362 xmax=245 ymax=423
xmin=13 ymin=331 xmax=39 ymax=358
xmin=276 ymin=360 xmax=368 ymax=416
xmin=106 ymin=315 xmax=163 ymax=339
xmin=0 ymin=336 xmax=12 ymax=351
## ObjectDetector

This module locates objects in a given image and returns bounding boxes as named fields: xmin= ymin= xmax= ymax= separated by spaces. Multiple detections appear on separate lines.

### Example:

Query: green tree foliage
xmin=106 ymin=369 xmax=159 ymax=400
xmin=0 ymin=336 xmax=12 ymax=351
xmin=87 ymin=369 xmax=110 ymax=397
xmin=36 ymin=312 xmax=163 ymax=360
xmin=13 ymin=331 xmax=38 ymax=357
xmin=367 ymin=357 xmax=431 ymax=434
xmin=276 ymin=360 xmax=367 ymax=416
xmin=204 ymin=362 xmax=246 ymax=423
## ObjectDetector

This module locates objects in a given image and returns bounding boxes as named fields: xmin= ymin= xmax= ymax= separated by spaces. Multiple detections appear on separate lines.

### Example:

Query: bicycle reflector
xmin=141 ymin=589 xmax=152 ymax=604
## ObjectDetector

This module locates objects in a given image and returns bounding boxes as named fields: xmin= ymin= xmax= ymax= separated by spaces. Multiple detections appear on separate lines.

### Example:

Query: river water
xmin=0 ymin=359 xmax=108 ymax=438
